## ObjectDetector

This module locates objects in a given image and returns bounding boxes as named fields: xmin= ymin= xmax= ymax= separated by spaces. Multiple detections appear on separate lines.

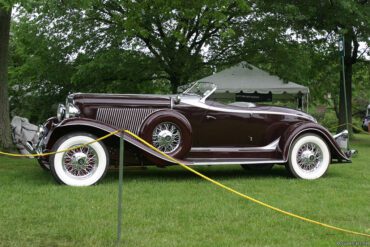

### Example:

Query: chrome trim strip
xmin=181 ymin=97 xmax=315 ymax=121
xmin=72 ymin=93 xmax=172 ymax=99
xmin=263 ymin=138 xmax=280 ymax=150
xmin=191 ymin=138 xmax=280 ymax=152
xmin=188 ymin=159 xmax=286 ymax=166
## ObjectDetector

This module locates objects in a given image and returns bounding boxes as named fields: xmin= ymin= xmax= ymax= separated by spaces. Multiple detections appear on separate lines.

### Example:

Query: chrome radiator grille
xmin=96 ymin=108 xmax=160 ymax=134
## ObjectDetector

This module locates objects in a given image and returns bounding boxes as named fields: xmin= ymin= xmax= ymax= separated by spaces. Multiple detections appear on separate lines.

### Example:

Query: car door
xmin=195 ymin=102 xmax=268 ymax=148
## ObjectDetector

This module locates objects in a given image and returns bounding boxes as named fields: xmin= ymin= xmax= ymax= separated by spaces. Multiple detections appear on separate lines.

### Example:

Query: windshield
xmin=181 ymin=82 xmax=217 ymax=98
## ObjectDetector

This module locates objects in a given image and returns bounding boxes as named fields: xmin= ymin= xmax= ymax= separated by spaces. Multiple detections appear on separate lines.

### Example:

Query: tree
xmin=0 ymin=2 xmax=12 ymax=150
xmin=33 ymin=0 xmax=251 ymax=93
xmin=8 ymin=11 xmax=79 ymax=123
xmin=71 ymin=49 xmax=169 ymax=94
xmin=7 ymin=11 xmax=172 ymax=122
xmin=250 ymin=0 xmax=370 ymax=133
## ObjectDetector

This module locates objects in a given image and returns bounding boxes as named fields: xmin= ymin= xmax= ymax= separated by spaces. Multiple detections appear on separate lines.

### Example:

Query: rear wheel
xmin=50 ymin=132 xmax=109 ymax=186
xmin=287 ymin=134 xmax=330 ymax=180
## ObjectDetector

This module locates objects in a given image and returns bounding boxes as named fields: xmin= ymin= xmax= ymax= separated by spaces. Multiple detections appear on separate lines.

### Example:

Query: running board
xmin=185 ymin=158 xmax=286 ymax=166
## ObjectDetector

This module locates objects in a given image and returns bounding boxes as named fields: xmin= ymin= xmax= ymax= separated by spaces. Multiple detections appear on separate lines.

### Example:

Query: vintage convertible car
xmin=28 ymin=82 xmax=351 ymax=186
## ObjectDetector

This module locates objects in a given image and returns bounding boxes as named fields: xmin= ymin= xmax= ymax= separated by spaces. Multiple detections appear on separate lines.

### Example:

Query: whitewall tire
xmin=50 ymin=133 xmax=109 ymax=186
xmin=288 ymin=134 xmax=330 ymax=180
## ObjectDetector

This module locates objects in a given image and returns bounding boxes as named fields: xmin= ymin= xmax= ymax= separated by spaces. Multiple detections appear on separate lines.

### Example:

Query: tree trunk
xmin=169 ymin=74 xmax=180 ymax=94
xmin=0 ymin=5 xmax=13 ymax=150
xmin=337 ymin=32 xmax=353 ymax=135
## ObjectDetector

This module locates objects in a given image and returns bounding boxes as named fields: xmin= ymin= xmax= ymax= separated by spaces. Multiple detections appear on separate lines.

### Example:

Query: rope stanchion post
xmin=116 ymin=130 xmax=124 ymax=245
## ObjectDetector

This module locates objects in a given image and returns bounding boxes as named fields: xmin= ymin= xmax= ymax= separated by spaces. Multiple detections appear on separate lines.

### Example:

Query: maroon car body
xmin=32 ymin=82 xmax=350 ymax=186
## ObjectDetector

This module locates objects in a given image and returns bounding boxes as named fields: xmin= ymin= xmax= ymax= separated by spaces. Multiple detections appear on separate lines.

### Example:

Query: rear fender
xmin=278 ymin=122 xmax=349 ymax=162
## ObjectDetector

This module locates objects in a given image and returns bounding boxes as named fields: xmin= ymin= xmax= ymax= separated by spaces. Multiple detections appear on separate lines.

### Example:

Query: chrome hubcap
xmin=296 ymin=142 xmax=323 ymax=171
xmin=152 ymin=122 xmax=181 ymax=153
xmin=62 ymin=146 xmax=98 ymax=177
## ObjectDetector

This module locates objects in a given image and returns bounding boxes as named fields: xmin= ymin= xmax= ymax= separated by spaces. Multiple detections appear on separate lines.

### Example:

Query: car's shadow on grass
xmin=103 ymin=165 xmax=291 ymax=183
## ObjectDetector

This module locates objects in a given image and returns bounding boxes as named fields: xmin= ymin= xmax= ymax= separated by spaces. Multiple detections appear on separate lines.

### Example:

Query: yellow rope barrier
xmin=329 ymin=123 xmax=370 ymax=135
xmin=0 ymin=130 xmax=120 ymax=157
xmin=123 ymin=130 xmax=370 ymax=239
xmin=0 ymin=128 xmax=369 ymax=238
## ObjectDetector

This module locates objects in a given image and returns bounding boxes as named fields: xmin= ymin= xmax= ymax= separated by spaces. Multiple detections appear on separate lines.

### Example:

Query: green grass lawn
xmin=0 ymin=134 xmax=369 ymax=247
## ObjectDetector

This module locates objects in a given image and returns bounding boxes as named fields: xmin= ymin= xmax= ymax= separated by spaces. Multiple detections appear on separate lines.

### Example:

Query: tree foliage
xmin=31 ymin=0 xmax=251 ymax=92
xmin=249 ymin=0 xmax=370 ymax=132
xmin=3 ymin=0 xmax=370 ymax=129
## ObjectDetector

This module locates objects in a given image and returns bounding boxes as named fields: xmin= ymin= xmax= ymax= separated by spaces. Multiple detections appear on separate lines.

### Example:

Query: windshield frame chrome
xmin=181 ymin=81 xmax=217 ymax=103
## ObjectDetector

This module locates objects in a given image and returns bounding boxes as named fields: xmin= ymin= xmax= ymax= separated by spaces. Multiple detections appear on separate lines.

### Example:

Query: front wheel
xmin=50 ymin=132 xmax=109 ymax=186
xmin=287 ymin=134 xmax=330 ymax=180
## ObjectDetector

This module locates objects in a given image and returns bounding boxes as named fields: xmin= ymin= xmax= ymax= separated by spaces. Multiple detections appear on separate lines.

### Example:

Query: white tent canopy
xmin=197 ymin=62 xmax=309 ymax=94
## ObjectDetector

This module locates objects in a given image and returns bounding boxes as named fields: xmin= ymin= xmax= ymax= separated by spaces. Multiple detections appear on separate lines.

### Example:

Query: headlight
xmin=57 ymin=96 xmax=80 ymax=121
xmin=57 ymin=104 xmax=66 ymax=121
xmin=65 ymin=103 xmax=80 ymax=118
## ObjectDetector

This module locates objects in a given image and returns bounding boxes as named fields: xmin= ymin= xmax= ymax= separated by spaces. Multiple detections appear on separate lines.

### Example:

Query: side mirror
xmin=174 ymin=95 xmax=181 ymax=104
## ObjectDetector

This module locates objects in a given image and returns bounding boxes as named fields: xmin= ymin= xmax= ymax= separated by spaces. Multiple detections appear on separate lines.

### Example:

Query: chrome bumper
xmin=333 ymin=130 xmax=357 ymax=158
xmin=25 ymin=125 xmax=47 ymax=156
xmin=333 ymin=130 xmax=349 ymax=149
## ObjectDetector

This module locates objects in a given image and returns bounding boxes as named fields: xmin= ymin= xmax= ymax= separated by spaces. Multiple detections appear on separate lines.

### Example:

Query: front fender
xmin=278 ymin=122 xmax=349 ymax=162
xmin=43 ymin=118 xmax=183 ymax=165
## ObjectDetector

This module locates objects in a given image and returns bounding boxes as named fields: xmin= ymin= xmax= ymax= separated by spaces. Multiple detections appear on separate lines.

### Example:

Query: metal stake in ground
xmin=339 ymin=35 xmax=349 ymax=135
xmin=117 ymin=130 xmax=124 ymax=245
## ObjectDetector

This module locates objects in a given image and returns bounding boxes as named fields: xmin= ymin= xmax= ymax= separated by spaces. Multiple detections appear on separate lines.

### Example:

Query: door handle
xmin=206 ymin=115 xmax=216 ymax=120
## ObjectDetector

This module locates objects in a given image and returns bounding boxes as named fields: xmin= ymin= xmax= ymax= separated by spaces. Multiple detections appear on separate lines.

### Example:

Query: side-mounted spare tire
xmin=50 ymin=132 xmax=109 ymax=186
xmin=139 ymin=111 xmax=192 ymax=164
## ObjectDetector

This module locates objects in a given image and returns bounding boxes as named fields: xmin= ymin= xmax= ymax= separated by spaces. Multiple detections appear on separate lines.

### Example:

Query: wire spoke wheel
xmin=288 ymin=134 xmax=330 ymax=180
xmin=62 ymin=145 xmax=99 ymax=178
xmin=296 ymin=142 xmax=323 ymax=172
xmin=152 ymin=122 xmax=181 ymax=153
xmin=51 ymin=133 xmax=109 ymax=186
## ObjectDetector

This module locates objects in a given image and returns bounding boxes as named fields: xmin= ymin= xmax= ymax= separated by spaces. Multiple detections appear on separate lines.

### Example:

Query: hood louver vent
xmin=96 ymin=108 xmax=160 ymax=134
